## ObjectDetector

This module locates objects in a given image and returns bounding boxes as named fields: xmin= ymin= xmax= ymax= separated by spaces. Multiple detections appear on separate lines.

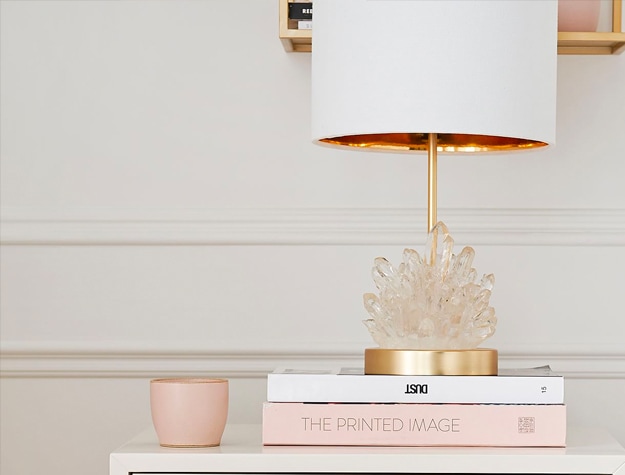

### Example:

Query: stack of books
xmin=262 ymin=366 xmax=566 ymax=447
xmin=288 ymin=2 xmax=312 ymax=30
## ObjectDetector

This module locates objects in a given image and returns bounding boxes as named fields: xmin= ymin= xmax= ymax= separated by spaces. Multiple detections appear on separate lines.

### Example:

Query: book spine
xmin=267 ymin=374 xmax=564 ymax=404
xmin=262 ymin=403 xmax=567 ymax=447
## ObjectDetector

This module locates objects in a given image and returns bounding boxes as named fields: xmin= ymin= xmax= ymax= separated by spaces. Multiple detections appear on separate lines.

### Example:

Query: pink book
xmin=263 ymin=402 xmax=566 ymax=447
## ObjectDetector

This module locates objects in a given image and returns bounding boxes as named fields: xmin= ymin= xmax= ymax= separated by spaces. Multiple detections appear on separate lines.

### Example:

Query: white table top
xmin=110 ymin=424 xmax=625 ymax=474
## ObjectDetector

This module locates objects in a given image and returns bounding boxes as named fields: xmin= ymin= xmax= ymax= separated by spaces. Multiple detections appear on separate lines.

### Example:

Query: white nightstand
xmin=110 ymin=424 xmax=625 ymax=475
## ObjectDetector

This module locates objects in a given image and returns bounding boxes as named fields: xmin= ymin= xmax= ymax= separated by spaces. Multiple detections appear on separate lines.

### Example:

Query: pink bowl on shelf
xmin=558 ymin=0 xmax=601 ymax=32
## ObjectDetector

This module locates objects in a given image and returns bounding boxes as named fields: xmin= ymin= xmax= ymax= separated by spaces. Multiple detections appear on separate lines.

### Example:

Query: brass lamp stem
xmin=427 ymin=133 xmax=438 ymax=232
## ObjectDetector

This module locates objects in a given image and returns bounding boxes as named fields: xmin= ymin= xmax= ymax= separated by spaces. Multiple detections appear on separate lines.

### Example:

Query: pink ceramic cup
xmin=150 ymin=378 xmax=229 ymax=447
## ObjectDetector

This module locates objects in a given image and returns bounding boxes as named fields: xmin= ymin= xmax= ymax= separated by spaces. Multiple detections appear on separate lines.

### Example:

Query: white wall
xmin=1 ymin=1 xmax=624 ymax=474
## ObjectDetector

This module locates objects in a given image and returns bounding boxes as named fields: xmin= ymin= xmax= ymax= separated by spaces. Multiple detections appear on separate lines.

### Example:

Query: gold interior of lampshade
xmin=320 ymin=133 xmax=548 ymax=152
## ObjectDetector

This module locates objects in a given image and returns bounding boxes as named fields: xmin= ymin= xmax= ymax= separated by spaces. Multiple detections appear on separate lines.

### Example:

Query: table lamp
xmin=311 ymin=0 xmax=557 ymax=376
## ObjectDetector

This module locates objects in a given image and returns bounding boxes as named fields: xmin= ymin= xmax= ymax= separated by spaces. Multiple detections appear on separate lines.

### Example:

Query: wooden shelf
xmin=279 ymin=0 xmax=312 ymax=52
xmin=280 ymin=0 xmax=625 ymax=55
xmin=558 ymin=32 xmax=625 ymax=54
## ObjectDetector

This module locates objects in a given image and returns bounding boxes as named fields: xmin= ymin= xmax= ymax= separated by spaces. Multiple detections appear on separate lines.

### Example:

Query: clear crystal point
xmin=363 ymin=221 xmax=497 ymax=349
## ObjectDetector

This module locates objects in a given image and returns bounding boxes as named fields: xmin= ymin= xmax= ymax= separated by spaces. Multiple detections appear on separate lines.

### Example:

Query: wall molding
xmin=1 ymin=206 xmax=625 ymax=246
xmin=2 ymin=342 xmax=624 ymax=379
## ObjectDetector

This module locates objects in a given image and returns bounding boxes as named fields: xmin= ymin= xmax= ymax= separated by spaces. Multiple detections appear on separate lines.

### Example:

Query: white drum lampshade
xmin=312 ymin=0 xmax=557 ymax=153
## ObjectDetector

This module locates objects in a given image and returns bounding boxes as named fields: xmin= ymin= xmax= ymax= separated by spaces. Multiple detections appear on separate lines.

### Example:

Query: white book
xmin=267 ymin=366 xmax=564 ymax=404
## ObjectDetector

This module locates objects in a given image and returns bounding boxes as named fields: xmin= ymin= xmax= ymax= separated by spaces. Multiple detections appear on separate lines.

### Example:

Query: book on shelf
xmin=262 ymin=402 xmax=567 ymax=447
xmin=267 ymin=366 xmax=564 ymax=404
xmin=288 ymin=2 xmax=313 ymax=21
xmin=297 ymin=20 xmax=313 ymax=30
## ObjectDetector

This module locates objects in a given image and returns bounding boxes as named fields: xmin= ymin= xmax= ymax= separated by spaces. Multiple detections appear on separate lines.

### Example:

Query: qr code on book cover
xmin=518 ymin=417 xmax=535 ymax=433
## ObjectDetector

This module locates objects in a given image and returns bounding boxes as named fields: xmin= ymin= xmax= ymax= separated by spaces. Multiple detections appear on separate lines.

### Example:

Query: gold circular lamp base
xmin=364 ymin=348 xmax=498 ymax=376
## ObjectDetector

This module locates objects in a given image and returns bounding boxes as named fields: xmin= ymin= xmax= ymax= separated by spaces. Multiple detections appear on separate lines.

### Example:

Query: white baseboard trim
xmin=2 ymin=342 xmax=624 ymax=379
xmin=2 ymin=207 xmax=624 ymax=246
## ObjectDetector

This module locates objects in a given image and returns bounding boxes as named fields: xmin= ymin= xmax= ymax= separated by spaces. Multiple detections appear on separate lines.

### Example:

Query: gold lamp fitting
xmin=365 ymin=348 xmax=498 ymax=376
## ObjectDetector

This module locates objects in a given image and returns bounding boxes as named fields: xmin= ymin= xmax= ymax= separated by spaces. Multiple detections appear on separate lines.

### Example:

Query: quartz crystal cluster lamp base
xmin=363 ymin=222 xmax=498 ymax=376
